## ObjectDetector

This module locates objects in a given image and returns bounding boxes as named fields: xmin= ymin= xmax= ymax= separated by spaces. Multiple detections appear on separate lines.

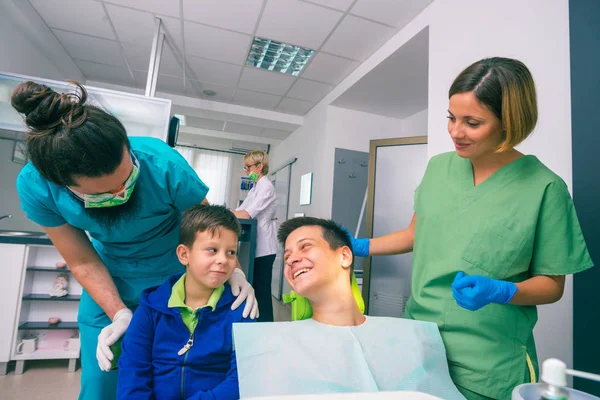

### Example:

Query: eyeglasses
xmin=243 ymin=162 xmax=260 ymax=171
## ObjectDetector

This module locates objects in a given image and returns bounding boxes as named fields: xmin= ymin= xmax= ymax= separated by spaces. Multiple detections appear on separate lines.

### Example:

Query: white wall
xmin=326 ymin=106 xmax=405 ymax=153
xmin=0 ymin=139 xmax=44 ymax=232
xmin=402 ymin=109 xmax=428 ymax=137
xmin=270 ymin=104 xmax=330 ymax=218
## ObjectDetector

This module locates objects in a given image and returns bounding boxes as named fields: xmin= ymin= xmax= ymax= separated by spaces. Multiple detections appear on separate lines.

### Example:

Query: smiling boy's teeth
xmin=293 ymin=268 xmax=311 ymax=279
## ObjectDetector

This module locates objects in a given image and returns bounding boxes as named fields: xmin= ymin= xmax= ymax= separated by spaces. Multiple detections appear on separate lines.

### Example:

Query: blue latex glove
xmin=451 ymin=272 xmax=518 ymax=311
xmin=340 ymin=225 xmax=370 ymax=257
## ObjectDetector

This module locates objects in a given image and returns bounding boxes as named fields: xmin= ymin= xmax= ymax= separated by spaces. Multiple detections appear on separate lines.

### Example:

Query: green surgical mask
xmin=69 ymin=152 xmax=141 ymax=208
xmin=248 ymin=172 xmax=260 ymax=182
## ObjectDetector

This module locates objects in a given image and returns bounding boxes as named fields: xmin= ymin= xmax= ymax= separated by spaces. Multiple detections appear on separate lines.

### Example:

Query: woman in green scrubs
xmin=346 ymin=57 xmax=593 ymax=399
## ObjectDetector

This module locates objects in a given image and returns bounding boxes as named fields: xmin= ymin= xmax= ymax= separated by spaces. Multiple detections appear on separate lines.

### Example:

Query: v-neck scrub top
xmin=404 ymin=151 xmax=593 ymax=399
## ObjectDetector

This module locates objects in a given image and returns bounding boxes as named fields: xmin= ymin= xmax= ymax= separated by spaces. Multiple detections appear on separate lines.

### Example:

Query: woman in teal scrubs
xmin=11 ymin=81 xmax=258 ymax=400
xmin=346 ymin=58 xmax=593 ymax=399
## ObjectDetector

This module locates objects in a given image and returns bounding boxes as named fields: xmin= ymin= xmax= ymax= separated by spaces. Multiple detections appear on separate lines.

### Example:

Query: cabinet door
xmin=0 ymin=244 xmax=26 ymax=363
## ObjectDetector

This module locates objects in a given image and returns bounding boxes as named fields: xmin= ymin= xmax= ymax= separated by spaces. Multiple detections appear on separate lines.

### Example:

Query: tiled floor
xmin=0 ymin=298 xmax=291 ymax=399
xmin=0 ymin=359 xmax=81 ymax=399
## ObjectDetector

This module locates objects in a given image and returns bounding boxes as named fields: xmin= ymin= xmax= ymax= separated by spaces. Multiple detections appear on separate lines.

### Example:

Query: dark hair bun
xmin=10 ymin=80 xmax=88 ymax=132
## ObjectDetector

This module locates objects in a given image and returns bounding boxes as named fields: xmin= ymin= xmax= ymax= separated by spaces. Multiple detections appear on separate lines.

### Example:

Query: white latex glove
xmin=229 ymin=268 xmax=259 ymax=319
xmin=96 ymin=308 xmax=133 ymax=372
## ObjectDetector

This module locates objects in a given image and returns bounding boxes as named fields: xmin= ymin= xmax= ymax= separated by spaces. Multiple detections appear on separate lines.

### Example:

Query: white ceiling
xmin=332 ymin=26 xmax=429 ymax=119
xmin=26 ymin=0 xmax=433 ymax=141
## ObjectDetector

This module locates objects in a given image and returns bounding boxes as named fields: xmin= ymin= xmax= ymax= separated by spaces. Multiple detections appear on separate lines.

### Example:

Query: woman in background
xmin=233 ymin=151 xmax=278 ymax=322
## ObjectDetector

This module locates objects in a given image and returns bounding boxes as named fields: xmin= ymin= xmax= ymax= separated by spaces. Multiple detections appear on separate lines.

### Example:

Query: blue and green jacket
xmin=117 ymin=273 xmax=253 ymax=400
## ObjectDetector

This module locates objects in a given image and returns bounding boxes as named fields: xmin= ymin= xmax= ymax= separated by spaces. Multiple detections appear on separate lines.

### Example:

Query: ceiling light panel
xmin=246 ymin=37 xmax=315 ymax=76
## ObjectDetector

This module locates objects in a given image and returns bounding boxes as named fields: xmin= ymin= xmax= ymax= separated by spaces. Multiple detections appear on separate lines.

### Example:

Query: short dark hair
xmin=11 ymin=80 xmax=130 ymax=186
xmin=278 ymin=217 xmax=354 ymax=273
xmin=179 ymin=204 xmax=242 ymax=247
xmin=449 ymin=57 xmax=538 ymax=152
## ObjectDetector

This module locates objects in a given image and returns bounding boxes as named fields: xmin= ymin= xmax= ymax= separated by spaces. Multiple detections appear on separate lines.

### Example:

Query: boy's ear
xmin=176 ymin=244 xmax=190 ymax=266
xmin=339 ymin=246 xmax=353 ymax=270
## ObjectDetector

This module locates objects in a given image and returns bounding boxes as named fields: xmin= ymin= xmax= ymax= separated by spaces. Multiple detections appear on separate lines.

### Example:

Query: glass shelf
xmin=27 ymin=267 xmax=71 ymax=273
xmin=22 ymin=294 xmax=81 ymax=301
xmin=19 ymin=321 xmax=78 ymax=330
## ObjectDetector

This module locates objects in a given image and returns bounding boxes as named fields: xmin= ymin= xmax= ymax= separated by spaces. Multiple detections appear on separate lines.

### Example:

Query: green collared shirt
xmin=168 ymin=273 xmax=224 ymax=334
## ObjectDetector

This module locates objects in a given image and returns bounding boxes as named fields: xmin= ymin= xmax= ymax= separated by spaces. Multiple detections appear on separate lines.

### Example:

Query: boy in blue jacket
xmin=117 ymin=204 xmax=254 ymax=400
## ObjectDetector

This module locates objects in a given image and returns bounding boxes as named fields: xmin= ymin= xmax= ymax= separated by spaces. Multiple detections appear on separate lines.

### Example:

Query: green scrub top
xmin=405 ymin=152 xmax=593 ymax=400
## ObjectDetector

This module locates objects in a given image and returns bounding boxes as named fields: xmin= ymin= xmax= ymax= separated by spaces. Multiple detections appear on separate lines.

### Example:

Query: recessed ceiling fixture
xmin=246 ymin=37 xmax=315 ymax=76
xmin=202 ymin=89 xmax=217 ymax=96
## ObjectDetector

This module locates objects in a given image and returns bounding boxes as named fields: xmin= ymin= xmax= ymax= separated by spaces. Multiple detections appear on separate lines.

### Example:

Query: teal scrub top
xmin=16 ymin=137 xmax=209 ymax=278
xmin=405 ymin=152 xmax=593 ymax=400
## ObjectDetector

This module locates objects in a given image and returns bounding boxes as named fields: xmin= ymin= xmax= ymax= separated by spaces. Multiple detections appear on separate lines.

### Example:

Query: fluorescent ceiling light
xmin=246 ymin=37 xmax=315 ymax=76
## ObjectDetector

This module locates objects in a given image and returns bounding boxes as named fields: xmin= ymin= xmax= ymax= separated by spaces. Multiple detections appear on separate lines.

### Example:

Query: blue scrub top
xmin=16 ymin=137 xmax=209 ymax=278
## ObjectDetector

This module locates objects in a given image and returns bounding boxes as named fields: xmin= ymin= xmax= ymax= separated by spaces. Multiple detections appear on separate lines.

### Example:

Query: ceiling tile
xmin=30 ymin=0 xmax=115 ymax=39
xmin=151 ymin=47 xmax=176 ymax=78
xmin=102 ymin=0 xmax=181 ymax=18
xmin=350 ymin=0 xmax=433 ymax=28
xmin=261 ymin=127 xmax=294 ymax=139
xmin=238 ymin=68 xmax=295 ymax=96
xmin=185 ymin=21 xmax=251 ymax=65
xmin=276 ymin=98 xmax=315 ymax=115
xmin=287 ymin=79 xmax=334 ymax=102
xmin=160 ymin=16 xmax=185 ymax=50
xmin=224 ymin=122 xmax=264 ymax=136
xmin=122 ymin=44 xmax=152 ymax=71
xmin=106 ymin=5 xmax=165 ymax=48
xmin=132 ymin=70 xmax=185 ymax=94
xmin=123 ymin=42 xmax=183 ymax=77
xmin=300 ymin=52 xmax=360 ymax=85
xmin=107 ymin=11 xmax=184 ymax=52
xmin=186 ymin=116 xmax=226 ymax=131
xmin=256 ymin=0 xmax=343 ymax=49
xmin=321 ymin=15 xmax=396 ymax=61
xmin=156 ymin=75 xmax=187 ymax=96
xmin=156 ymin=42 xmax=184 ymax=77
xmin=183 ymin=0 xmax=263 ymax=34
xmin=75 ymin=60 xmax=135 ymax=87
xmin=185 ymin=81 xmax=235 ymax=102
xmin=233 ymin=89 xmax=281 ymax=110
xmin=303 ymin=0 xmax=355 ymax=12
xmin=134 ymin=70 xmax=236 ymax=101
xmin=53 ymin=29 xmax=125 ymax=67
xmin=186 ymin=56 xmax=242 ymax=88
xmin=132 ymin=70 xmax=147 ymax=88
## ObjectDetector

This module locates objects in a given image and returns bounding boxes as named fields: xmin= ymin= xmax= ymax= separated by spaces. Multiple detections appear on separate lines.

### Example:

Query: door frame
xmin=362 ymin=136 xmax=428 ymax=314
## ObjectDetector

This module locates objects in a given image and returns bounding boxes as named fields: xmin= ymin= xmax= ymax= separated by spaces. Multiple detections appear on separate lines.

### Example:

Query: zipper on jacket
xmin=177 ymin=333 xmax=194 ymax=356
xmin=180 ymin=350 xmax=190 ymax=400
xmin=179 ymin=311 xmax=204 ymax=400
